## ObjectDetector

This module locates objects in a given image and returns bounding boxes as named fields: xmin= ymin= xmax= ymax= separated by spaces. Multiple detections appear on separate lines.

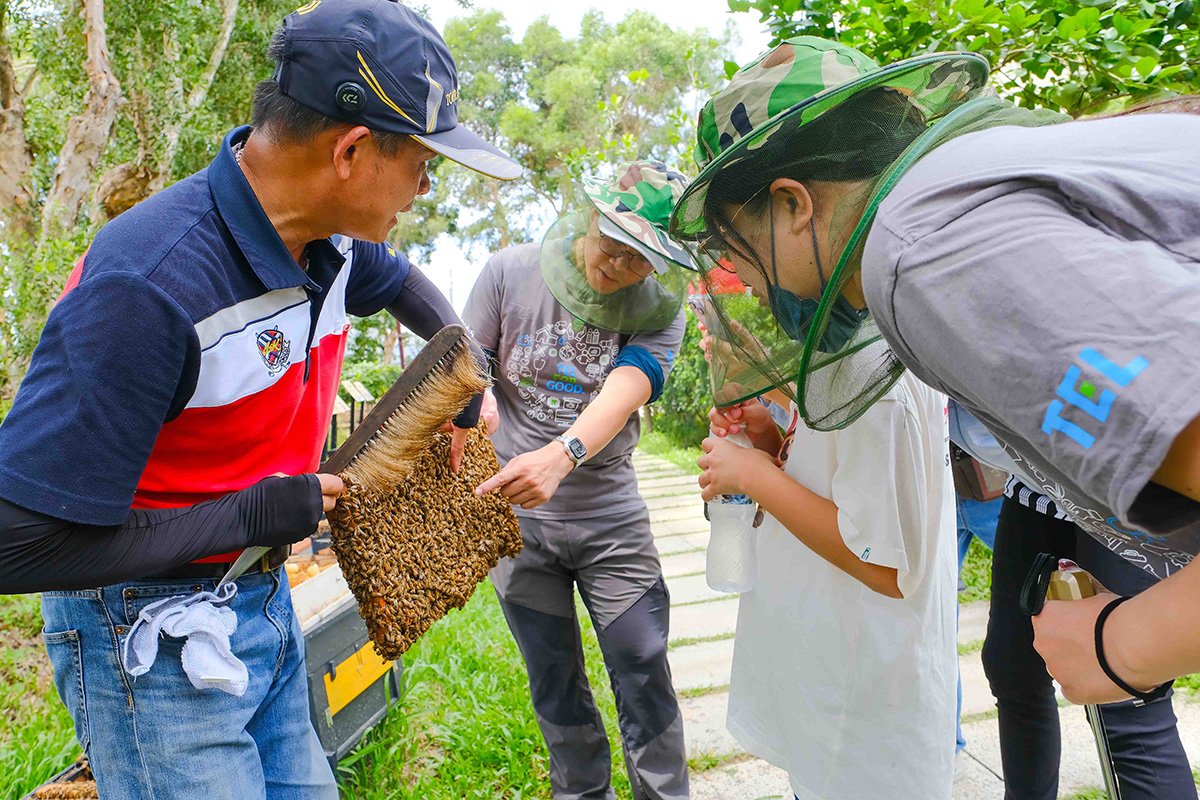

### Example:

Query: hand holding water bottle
xmin=699 ymin=431 xmax=780 ymax=593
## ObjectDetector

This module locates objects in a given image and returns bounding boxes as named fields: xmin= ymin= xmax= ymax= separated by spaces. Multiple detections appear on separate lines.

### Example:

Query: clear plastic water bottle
xmin=705 ymin=431 xmax=757 ymax=593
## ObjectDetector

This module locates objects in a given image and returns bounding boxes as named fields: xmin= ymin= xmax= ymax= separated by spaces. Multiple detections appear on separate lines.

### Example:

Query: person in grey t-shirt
xmin=668 ymin=37 xmax=1200 ymax=711
xmin=467 ymin=162 xmax=694 ymax=800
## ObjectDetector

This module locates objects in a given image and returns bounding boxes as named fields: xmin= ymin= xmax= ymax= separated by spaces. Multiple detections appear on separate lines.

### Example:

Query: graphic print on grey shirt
xmin=862 ymin=113 xmax=1200 ymax=580
xmin=463 ymin=243 xmax=685 ymax=520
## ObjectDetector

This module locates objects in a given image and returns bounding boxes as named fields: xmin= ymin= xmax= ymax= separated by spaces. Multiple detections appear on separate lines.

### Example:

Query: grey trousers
xmin=492 ymin=506 xmax=689 ymax=800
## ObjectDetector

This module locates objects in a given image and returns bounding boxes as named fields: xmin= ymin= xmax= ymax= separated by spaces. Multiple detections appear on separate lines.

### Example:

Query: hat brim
xmin=414 ymin=124 xmax=521 ymax=181
xmin=583 ymin=180 xmax=701 ymax=272
xmin=670 ymin=51 xmax=990 ymax=239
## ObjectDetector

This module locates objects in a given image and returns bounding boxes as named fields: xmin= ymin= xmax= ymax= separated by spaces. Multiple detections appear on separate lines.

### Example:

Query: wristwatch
xmin=555 ymin=434 xmax=587 ymax=468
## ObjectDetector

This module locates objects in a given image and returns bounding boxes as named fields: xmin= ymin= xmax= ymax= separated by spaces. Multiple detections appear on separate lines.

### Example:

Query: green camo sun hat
xmin=540 ymin=161 xmax=695 ymax=333
xmin=672 ymin=36 xmax=989 ymax=238
xmin=667 ymin=37 xmax=993 ymax=430
xmin=582 ymin=161 xmax=699 ymax=272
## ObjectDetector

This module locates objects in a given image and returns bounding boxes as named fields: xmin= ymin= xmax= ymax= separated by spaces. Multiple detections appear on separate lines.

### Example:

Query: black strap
xmin=1094 ymin=596 xmax=1173 ymax=706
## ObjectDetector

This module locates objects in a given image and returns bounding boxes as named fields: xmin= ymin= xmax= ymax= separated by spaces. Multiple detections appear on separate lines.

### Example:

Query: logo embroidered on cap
xmin=256 ymin=328 xmax=293 ymax=375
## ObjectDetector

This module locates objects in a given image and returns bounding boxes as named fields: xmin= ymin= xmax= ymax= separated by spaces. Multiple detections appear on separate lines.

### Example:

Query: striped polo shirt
xmin=0 ymin=127 xmax=409 ymax=537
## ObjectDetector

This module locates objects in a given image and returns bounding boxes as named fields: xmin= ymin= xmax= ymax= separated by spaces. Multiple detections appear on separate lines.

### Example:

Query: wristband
xmin=1094 ymin=595 xmax=1173 ymax=706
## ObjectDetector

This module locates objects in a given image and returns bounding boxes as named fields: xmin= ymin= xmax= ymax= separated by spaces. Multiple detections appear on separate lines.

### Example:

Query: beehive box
xmin=293 ymin=554 xmax=402 ymax=771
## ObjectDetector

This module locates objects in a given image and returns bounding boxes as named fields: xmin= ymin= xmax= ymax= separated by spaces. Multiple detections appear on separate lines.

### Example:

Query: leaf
xmin=1134 ymin=54 xmax=1158 ymax=77
xmin=724 ymin=59 xmax=741 ymax=79
xmin=627 ymin=67 xmax=650 ymax=83
xmin=1111 ymin=12 xmax=1133 ymax=36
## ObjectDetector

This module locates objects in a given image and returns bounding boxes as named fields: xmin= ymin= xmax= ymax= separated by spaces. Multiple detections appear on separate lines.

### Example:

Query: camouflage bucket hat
xmin=670 ymin=36 xmax=989 ymax=238
xmin=583 ymin=161 xmax=700 ymax=272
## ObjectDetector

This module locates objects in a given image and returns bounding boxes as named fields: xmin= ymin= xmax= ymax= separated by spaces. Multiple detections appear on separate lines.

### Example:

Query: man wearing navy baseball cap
xmin=0 ymin=1 xmax=515 ymax=797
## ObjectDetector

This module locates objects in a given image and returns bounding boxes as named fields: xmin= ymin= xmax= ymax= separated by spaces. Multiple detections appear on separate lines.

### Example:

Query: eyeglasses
xmin=596 ymin=234 xmax=655 ymax=277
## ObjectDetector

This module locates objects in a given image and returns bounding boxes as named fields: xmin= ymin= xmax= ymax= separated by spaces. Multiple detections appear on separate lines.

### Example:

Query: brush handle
xmin=320 ymin=324 xmax=470 ymax=475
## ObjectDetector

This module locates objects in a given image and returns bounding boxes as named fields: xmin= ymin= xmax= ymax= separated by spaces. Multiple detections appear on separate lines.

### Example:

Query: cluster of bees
xmin=33 ymin=777 xmax=96 ymax=799
xmin=329 ymin=426 xmax=522 ymax=660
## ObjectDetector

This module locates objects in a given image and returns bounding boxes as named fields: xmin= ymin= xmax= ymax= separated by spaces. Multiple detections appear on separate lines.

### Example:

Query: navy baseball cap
xmin=276 ymin=0 xmax=521 ymax=180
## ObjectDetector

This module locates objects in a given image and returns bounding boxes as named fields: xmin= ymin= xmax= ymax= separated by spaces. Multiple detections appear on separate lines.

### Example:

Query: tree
xmin=0 ymin=0 xmax=288 ymax=411
xmin=728 ymin=0 xmax=1199 ymax=115
xmin=428 ymin=10 xmax=728 ymax=254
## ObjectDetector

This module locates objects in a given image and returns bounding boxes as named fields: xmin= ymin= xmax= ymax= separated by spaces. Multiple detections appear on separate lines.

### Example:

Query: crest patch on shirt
xmin=256 ymin=327 xmax=292 ymax=375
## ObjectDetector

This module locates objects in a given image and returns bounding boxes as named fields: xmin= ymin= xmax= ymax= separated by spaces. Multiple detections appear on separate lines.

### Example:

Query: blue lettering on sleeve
xmin=1079 ymin=349 xmax=1148 ymax=387
xmin=1042 ymin=399 xmax=1097 ymax=449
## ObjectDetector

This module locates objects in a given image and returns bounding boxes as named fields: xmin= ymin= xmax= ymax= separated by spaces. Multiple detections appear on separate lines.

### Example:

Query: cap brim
xmin=414 ymin=124 xmax=521 ymax=181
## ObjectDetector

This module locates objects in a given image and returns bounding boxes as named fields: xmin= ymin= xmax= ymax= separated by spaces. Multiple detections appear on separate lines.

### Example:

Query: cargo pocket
xmin=42 ymin=628 xmax=90 ymax=751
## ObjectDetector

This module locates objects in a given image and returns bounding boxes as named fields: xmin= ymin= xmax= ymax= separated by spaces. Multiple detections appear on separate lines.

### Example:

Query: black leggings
xmin=981 ymin=496 xmax=1196 ymax=800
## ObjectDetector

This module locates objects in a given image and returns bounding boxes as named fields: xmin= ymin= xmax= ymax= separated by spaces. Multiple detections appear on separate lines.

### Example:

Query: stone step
xmin=962 ymin=695 xmax=1200 ymax=798
xmin=665 ymin=573 xmax=727 ymax=606
xmin=662 ymin=532 xmax=705 ymax=556
xmin=671 ymin=596 xmax=738 ymax=643
xmin=680 ymin=691 xmax=740 ymax=759
xmin=643 ymin=493 xmax=703 ymax=512
xmin=656 ymin=535 xmax=707 ymax=557
xmin=641 ymin=484 xmax=702 ymax=500
xmin=959 ymin=649 xmax=994 ymax=718
xmin=690 ymin=755 xmax=790 ymax=800
xmin=649 ymin=505 xmax=708 ymax=525
xmin=959 ymin=600 xmax=989 ymax=645
xmin=653 ymin=518 xmax=710 ymax=538
xmin=638 ymin=475 xmax=700 ymax=491
xmin=661 ymin=550 xmax=706 ymax=580
xmin=669 ymin=637 xmax=734 ymax=693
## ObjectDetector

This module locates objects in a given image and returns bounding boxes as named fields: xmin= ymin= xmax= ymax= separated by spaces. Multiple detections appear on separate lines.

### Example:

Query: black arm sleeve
xmin=386 ymin=264 xmax=484 ymax=429
xmin=0 ymin=475 xmax=323 ymax=594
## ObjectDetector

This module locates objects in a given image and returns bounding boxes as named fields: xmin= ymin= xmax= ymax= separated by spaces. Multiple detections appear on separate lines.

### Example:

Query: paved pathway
xmin=633 ymin=450 xmax=1200 ymax=800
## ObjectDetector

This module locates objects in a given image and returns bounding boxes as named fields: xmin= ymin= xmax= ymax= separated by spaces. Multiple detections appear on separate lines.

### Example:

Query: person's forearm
xmin=0 ymin=475 xmax=322 ymax=593
xmin=563 ymin=366 xmax=651 ymax=459
xmin=746 ymin=468 xmax=902 ymax=597
xmin=1107 ymin=558 xmax=1200 ymax=689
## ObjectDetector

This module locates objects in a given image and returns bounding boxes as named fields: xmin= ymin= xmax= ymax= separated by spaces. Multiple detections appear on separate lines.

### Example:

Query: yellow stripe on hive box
xmin=324 ymin=640 xmax=395 ymax=716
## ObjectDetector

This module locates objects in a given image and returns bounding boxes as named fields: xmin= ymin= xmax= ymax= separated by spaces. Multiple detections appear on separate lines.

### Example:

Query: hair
xmin=250 ymin=24 xmax=412 ymax=157
xmin=702 ymin=87 xmax=927 ymax=272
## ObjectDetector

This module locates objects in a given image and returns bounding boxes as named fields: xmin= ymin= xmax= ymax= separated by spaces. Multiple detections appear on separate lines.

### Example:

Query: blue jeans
xmin=955 ymin=494 xmax=1002 ymax=752
xmin=41 ymin=569 xmax=336 ymax=800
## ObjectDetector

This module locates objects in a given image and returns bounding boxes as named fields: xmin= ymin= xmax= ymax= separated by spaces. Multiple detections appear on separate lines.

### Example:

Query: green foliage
xmin=638 ymin=429 xmax=703 ymax=476
xmin=0 ymin=231 xmax=89 ymax=409
xmin=728 ymin=0 xmax=1199 ymax=115
xmin=0 ymin=594 xmax=79 ymax=799
xmin=431 ymin=10 xmax=728 ymax=253
xmin=651 ymin=309 xmax=712 ymax=448
xmin=958 ymin=536 xmax=994 ymax=603
xmin=339 ymin=361 xmax=403 ymax=401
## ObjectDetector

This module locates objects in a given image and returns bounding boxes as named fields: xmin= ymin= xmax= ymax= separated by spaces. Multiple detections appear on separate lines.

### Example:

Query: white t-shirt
xmin=726 ymin=371 xmax=959 ymax=800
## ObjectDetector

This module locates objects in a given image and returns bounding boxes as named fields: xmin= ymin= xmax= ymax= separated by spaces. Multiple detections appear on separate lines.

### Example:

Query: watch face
xmin=567 ymin=438 xmax=587 ymax=460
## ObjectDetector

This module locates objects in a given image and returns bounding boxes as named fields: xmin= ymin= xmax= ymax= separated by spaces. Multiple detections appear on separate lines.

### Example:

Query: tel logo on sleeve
xmin=1042 ymin=348 xmax=1149 ymax=449
xmin=256 ymin=327 xmax=293 ymax=375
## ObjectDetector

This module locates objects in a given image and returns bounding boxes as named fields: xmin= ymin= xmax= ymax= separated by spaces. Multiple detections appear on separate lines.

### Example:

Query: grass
xmin=0 ymin=594 xmax=80 ymax=799
xmin=336 ymin=581 xmax=632 ymax=799
xmin=637 ymin=430 xmax=702 ymax=476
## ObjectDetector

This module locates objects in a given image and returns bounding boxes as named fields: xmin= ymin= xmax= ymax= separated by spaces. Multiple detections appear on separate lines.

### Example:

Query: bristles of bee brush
xmin=341 ymin=340 xmax=490 ymax=492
